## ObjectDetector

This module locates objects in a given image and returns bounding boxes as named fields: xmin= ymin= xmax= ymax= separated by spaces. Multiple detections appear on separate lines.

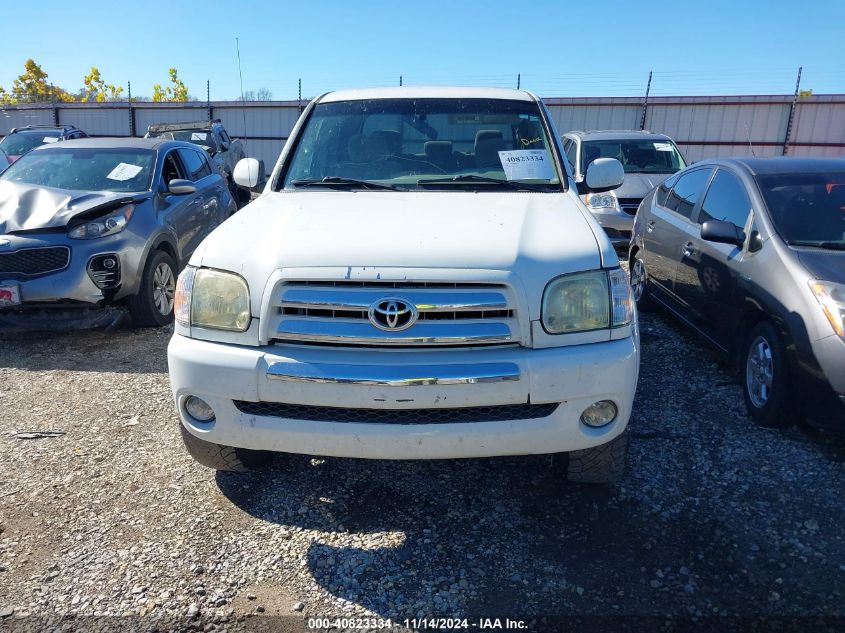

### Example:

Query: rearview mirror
xmin=168 ymin=179 xmax=197 ymax=196
xmin=701 ymin=220 xmax=746 ymax=247
xmin=233 ymin=158 xmax=265 ymax=191
xmin=585 ymin=158 xmax=624 ymax=192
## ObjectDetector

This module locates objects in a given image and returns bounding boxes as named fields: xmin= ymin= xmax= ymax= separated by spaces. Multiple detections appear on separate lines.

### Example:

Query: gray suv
xmin=0 ymin=137 xmax=236 ymax=329
xmin=562 ymin=130 xmax=686 ymax=247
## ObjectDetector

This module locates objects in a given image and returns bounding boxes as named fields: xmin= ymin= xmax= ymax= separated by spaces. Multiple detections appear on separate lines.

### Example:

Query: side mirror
xmin=748 ymin=230 xmax=763 ymax=252
xmin=233 ymin=158 xmax=265 ymax=191
xmin=585 ymin=158 xmax=624 ymax=192
xmin=167 ymin=179 xmax=197 ymax=196
xmin=701 ymin=220 xmax=746 ymax=247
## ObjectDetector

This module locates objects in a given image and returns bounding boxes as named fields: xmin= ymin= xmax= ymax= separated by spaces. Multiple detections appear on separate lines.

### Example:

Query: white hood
xmin=194 ymin=190 xmax=609 ymax=308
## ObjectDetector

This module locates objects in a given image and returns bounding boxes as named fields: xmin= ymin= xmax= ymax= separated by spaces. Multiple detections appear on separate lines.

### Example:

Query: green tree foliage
xmin=0 ymin=59 xmax=74 ymax=103
xmin=81 ymin=67 xmax=124 ymax=102
xmin=152 ymin=68 xmax=189 ymax=102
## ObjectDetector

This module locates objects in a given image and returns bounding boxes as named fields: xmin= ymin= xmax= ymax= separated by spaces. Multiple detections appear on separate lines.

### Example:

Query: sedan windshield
xmin=281 ymin=98 xmax=562 ymax=191
xmin=0 ymin=147 xmax=155 ymax=192
xmin=581 ymin=139 xmax=686 ymax=174
xmin=759 ymin=171 xmax=845 ymax=247
xmin=0 ymin=130 xmax=62 ymax=156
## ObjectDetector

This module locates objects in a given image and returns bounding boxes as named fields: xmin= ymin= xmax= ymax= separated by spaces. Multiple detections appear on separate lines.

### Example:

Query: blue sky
xmin=2 ymin=0 xmax=844 ymax=100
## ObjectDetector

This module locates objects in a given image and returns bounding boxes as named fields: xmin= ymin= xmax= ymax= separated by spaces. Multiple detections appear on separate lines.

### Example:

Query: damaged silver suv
xmin=0 ymin=137 xmax=236 ymax=328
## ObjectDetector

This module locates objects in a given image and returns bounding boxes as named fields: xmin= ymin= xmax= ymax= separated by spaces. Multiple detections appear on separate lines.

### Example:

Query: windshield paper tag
xmin=654 ymin=142 xmax=673 ymax=151
xmin=191 ymin=132 xmax=207 ymax=141
xmin=498 ymin=150 xmax=554 ymax=181
xmin=107 ymin=163 xmax=143 ymax=181
xmin=42 ymin=137 xmax=59 ymax=143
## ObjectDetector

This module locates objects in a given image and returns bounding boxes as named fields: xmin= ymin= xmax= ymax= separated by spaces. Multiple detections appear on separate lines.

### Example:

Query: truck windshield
xmin=758 ymin=171 xmax=845 ymax=248
xmin=0 ymin=147 xmax=154 ymax=193
xmin=581 ymin=139 xmax=686 ymax=174
xmin=281 ymin=98 xmax=562 ymax=191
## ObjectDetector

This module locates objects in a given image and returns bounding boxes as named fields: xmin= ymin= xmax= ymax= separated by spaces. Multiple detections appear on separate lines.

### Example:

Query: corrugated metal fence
xmin=2 ymin=94 xmax=843 ymax=168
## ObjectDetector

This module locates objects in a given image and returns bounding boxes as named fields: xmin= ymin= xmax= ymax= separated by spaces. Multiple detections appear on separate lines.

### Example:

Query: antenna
xmin=745 ymin=123 xmax=756 ymax=157
xmin=235 ymin=37 xmax=252 ymax=188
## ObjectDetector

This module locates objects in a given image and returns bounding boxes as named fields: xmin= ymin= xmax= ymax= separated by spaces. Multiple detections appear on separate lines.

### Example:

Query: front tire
xmin=564 ymin=430 xmax=629 ymax=484
xmin=742 ymin=321 xmax=794 ymax=428
xmin=128 ymin=250 xmax=177 ymax=327
xmin=629 ymin=250 xmax=653 ymax=311
xmin=180 ymin=425 xmax=271 ymax=472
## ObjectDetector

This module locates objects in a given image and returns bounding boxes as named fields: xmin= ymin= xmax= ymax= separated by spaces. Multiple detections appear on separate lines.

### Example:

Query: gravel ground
xmin=1 ymin=308 xmax=844 ymax=632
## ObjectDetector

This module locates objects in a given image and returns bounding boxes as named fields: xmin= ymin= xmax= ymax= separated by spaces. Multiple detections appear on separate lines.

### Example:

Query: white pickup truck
xmin=167 ymin=87 xmax=639 ymax=483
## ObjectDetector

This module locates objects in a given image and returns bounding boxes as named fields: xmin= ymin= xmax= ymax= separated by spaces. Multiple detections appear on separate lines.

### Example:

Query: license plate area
xmin=0 ymin=283 xmax=21 ymax=307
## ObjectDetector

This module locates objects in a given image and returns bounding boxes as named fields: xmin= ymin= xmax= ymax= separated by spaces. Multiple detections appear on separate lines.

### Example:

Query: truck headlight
xmin=809 ymin=280 xmax=845 ymax=338
xmin=68 ymin=205 xmax=134 ymax=239
xmin=175 ymin=266 xmax=251 ymax=332
xmin=542 ymin=268 xmax=633 ymax=334
xmin=582 ymin=193 xmax=617 ymax=209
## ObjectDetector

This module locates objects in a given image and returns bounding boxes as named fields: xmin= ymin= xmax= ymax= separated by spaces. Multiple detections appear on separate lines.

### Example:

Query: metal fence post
xmin=782 ymin=66 xmax=802 ymax=156
xmin=128 ymin=81 xmax=136 ymax=137
xmin=639 ymin=71 xmax=652 ymax=130
xmin=207 ymin=80 xmax=213 ymax=122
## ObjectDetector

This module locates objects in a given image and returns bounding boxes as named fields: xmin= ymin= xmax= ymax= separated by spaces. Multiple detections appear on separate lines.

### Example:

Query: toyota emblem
xmin=368 ymin=297 xmax=418 ymax=331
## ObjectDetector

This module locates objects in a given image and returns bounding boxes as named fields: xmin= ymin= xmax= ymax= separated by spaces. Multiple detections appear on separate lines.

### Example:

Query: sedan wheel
xmin=741 ymin=321 xmax=794 ymax=428
xmin=629 ymin=251 xmax=653 ymax=310
xmin=745 ymin=336 xmax=773 ymax=408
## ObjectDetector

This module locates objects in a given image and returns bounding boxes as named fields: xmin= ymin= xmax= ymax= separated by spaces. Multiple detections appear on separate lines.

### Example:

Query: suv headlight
xmin=175 ymin=266 xmax=251 ymax=332
xmin=542 ymin=268 xmax=633 ymax=333
xmin=809 ymin=280 xmax=845 ymax=338
xmin=68 ymin=204 xmax=134 ymax=239
xmin=582 ymin=192 xmax=617 ymax=209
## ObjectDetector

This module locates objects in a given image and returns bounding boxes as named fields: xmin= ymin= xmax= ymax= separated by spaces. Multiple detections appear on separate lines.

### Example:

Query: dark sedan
xmin=629 ymin=157 xmax=845 ymax=427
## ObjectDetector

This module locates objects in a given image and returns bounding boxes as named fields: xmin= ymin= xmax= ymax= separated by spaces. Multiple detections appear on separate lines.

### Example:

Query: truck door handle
xmin=682 ymin=241 xmax=695 ymax=258
xmin=646 ymin=221 xmax=656 ymax=233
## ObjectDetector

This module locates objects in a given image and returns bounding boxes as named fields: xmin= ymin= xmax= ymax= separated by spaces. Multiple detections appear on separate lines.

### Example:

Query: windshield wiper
xmin=787 ymin=240 xmax=845 ymax=251
xmin=417 ymin=174 xmax=548 ymax=191
xmin=291 ymin=176 xmax=404 ymax=191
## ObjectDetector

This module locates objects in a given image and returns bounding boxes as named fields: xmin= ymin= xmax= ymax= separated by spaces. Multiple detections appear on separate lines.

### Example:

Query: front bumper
xmin=168 ymin=334 xmax=640 ymax=460
xmin=589 ymin=208 xmax=635 ymax=246
xmin=0 ymin=232 xmax=142 ymax=307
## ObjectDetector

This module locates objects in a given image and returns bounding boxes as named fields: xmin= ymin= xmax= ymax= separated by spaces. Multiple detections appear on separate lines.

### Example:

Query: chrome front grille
xmin=272 ymin=281 xmax=518 ymax=347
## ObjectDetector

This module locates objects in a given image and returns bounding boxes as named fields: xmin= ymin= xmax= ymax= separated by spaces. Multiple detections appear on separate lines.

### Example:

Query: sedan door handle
xmin=646 ymin=221 xmax=656 ymax=233
xmin=682 ymin=241 xmax=695 ymax=258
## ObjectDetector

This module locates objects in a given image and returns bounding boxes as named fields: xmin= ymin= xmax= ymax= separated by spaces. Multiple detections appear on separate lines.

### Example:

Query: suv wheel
xmin=180 ymin=425 xmax=271 ymax=472
xmin=629 ymin=250 xmax=653 ymax=311
xmin=563 ymin=430 xmax=629 ymax=484
xmin=742 ymin=321 xmax=794 ymax=428
xmin=128 ymin=250 xmax=177 ymax=327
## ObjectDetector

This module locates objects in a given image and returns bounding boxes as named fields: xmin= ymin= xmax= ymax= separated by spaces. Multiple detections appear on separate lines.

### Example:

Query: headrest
xmin=370 ymin=130 xmax=401 ymax=155
xmin=424 ymin=140 xmax=453 ymax=161
xmin=347 ymin=134 xmax=367 ymax=162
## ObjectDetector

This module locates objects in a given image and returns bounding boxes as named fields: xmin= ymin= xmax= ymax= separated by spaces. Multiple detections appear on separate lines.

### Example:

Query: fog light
xmin=185 ymin=396 xmax=215 ymax=422
xmin=103 ymin=257 xmax=117 ymax=270
xmin=580 ymin=400 xmax=618 ymax=427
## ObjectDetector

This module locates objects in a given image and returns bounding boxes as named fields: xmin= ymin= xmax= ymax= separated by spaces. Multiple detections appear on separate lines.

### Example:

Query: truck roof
xmin=147 ymin=120 xmax=221 ymax=134
xmin=319 ymin=86 xmax=536 ymax=103
xmin=567 ymin=130 xmax=674 ymax=141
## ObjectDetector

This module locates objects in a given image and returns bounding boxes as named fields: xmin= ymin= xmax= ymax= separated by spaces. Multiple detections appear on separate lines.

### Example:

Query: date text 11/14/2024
xmin=307 ymin=617 xmax=529 ymax=630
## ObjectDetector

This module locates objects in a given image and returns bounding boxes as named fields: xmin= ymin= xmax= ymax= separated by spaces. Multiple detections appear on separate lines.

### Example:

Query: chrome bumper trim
xmin=266 ymin=361 xmax=521 ymax=386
